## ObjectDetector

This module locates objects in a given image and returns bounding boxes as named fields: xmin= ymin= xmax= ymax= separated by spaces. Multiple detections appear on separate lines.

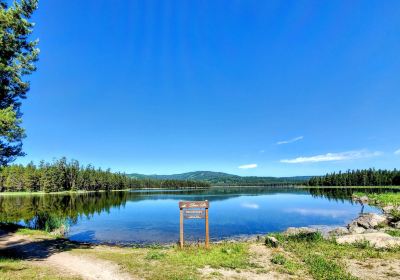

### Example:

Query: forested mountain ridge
xmin=0 ymin=158 xmax=210 ymax=192
xmin=128 ymin=171 xmax=311 ymax=186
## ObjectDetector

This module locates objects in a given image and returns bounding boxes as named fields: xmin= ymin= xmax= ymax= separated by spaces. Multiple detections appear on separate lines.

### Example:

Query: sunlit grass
xmin=72 ymin=242 xmax=253 ymax=280
xmin=267 ymin=232 xmax=400 ymax=280
xmin=355 ymin=192 xmax=400 ymax=206
xmin=15 ymin=228 xmax=58 ymax=238
xmin=0 ymin=257 xmax=81 ymax=280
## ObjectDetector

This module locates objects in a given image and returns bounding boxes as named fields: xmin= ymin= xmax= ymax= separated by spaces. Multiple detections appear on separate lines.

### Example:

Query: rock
xmin=382 ymin=205 xmax=394 ymax=214
xmin=392 ymin=221 xmax=400 ymax=229
xmin=352 ymin=195 xmax=369 ymax=204
xmin=284 ymin=227 xmax=317 ymax=236
xmin=351 ymin=213 xmax=387 ymax=229
xmin=364 ymin=229 xmax=378 ymax=233
xmin=50 ymin=224 xmax=66 ymax=236
xmin=327 ymin=227 xmax=349 ymax=236
xmin=336 ymin=232 xmax=400 ymax=249
xmin=378 ymin=227 xmax=392 ymax=232
xmin=348 ymin=222 xmax=366 ymax=234
xmin=283 ymin=227 xmax=321 ymax=241
xmin=265 ymin=236 xmax=279 ymax=247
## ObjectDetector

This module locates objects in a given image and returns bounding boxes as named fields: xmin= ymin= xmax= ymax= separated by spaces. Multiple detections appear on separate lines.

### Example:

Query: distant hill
xmin=128 ymin=171 xmax=311 ymax=186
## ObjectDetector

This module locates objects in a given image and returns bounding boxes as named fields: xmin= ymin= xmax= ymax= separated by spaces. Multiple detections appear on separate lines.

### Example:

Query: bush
xmin=145 ymin=250 xmax=166 ymax=260
xmin=287 ymin=232 xmax=324 ymax=242
xmin=390 ymin=209 xmax=400 ymax=222
xmin=271 ymin=253 xmax=286 ymax=265
xmin=352 ymin=239 xmax=372 ymax=249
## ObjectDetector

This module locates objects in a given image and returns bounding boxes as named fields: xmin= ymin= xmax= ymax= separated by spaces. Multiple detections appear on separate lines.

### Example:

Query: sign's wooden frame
xmin=179 ymin=200 xmax=209 ymax=249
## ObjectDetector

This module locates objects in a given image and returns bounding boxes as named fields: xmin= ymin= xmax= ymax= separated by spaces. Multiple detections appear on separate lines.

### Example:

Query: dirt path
xmin=45 ymin=252 xmax=134 ymax=280
xmin=0 ymin=230 xmax=136 ymax=280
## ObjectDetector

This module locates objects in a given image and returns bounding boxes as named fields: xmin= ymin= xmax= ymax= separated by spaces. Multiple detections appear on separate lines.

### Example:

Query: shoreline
xmin=1 ymin=185 xmax=400 ymax=196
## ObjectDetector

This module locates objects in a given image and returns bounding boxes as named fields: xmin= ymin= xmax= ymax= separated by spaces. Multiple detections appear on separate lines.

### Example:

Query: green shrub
xmin=287 ymin=231 xmax=324 ymax=242
xmin=271 ymin=253 xmax=286 ymax=265
xmin=145 ymin=250 xmax=166 ymax=260
xmin=352 ymin=239 xmax=372 ymax=249
xmin=305 ymin=254 xmax=357 ymax=280
xmin=386 ymin=229 xmax=400 ymax=237
xmin=390 ymin=209 xmax=400 ymax=222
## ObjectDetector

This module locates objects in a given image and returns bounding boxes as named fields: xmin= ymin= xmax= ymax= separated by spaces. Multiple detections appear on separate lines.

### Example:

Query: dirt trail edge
xmin=0 ymin=230 xmax=137 ymax=280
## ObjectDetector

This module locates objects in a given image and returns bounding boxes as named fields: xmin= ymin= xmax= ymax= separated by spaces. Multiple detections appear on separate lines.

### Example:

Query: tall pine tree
xmin=0 ymin=0 xmax=39 ymax=165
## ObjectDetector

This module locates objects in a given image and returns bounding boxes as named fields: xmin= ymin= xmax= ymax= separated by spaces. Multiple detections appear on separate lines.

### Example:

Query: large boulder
xmin=336 ymin=232 xmax=400 ymax=249
xmin=284 ymin=227 xmax=317 ymax=236
xmin=350 ymin=213 xmax=387 ymax=229
xmin=265 ymin=236 xmax=279 ymax=248
xmin=392 ymin=221 xmax=400 ymax=229
xmin=352 ymin=195 xmax=369 ymax=204
xmin=382 ymin=205 xmax=394 ymax=214
xmin=327 ymin=227 xmax=349 ymax=236
xmin=348 ymin=222 xmax=366 ymax=234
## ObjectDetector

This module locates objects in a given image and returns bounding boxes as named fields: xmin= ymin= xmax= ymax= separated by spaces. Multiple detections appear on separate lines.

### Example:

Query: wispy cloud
xmin=238 ymin=163 xmax=257 ymax=169
xmin=395 ymin=149 xmax=400 ymax=155
xmin=241 ymin=203 xmax=260 ymax=209
xmin=259 ymin=150 xmax=265 ymax=153
xmin=285 ymin=208 xmax=349 ymax=218
xmin=277 ymin=136 xmax=303 ymax=145
xmin=280 ymin=150 xmax=382 ymax=164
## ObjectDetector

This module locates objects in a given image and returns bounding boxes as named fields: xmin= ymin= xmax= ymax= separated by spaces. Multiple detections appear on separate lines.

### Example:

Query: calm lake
xmin=0 ymin=187 xmax=390 ymax=244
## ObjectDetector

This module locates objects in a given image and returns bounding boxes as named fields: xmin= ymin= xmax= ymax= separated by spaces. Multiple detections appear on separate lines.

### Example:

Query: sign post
xmin=179 ymin=200 xmax=209 ymax=249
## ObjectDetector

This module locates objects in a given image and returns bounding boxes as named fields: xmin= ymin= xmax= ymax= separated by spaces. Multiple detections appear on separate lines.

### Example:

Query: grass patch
xmin=145 ymin=250 xmax=167 ymax=260
xmin=386 ymin=229 xmax=400 ymax=237
xmin=390 ymin=209 xmax=400 ymax=222
xmin=269 ymin=248 xmax=303 ymax=275
xmin=352 ymin=239 xmax=372 ymax=250
xmin=15 ymin=228 xmax=56 ymax=238
xmin=268 ymin=232 xmax=400 ymax=280
xmin=355 ymin=192 xmax=400 ymax=206
xmin=0 ymin=257 xmax=81 ymax=280
xmin=271 ymin=253 xmax=286 ymax=265
xmin=72 ymin=242 xmax=253 ymax=280
xmin=0 ymin=223 xmax=59 ymax=239
xmin=168 ymin=243 xmax=252 ymax=270
xmin=304 ymin=254 xmax=356 ymax=280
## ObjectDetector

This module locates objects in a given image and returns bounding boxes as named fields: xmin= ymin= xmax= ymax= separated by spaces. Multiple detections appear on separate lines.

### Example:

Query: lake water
xmin=0 ymin=187 xmax=387 ymax=244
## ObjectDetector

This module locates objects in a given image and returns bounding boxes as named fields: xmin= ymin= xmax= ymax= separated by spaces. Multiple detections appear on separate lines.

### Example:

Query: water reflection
xmin=0 ymin=187 xmax=395 ymax=244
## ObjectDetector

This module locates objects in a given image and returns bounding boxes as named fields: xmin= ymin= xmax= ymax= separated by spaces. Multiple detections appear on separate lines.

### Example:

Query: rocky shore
xmin=266 ymin=195 xmax=400 ymax=249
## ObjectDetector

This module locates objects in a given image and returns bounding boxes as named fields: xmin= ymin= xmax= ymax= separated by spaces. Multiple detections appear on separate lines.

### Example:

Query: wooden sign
xmin=179 ymin=201 xmax=209 ymax=209
xmin=184 ymin=209 xmax=205 ymax=219
xmin=179 ymin=200 xmax=209 ymax=249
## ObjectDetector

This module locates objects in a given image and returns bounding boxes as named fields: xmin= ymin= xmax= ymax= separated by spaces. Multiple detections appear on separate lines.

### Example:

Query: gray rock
xmin=327 ymin=227 xmax=349 ymax=236
xmin=348 ymin=222 xmax=366 ymax=234
xmin=265 ymin=236 xmax=279 ymax=247
xmin=336 ymin=232 xmax=400 ymax=249
xmin=352 ymin=213 xmax=387 ymax=229
xmin=392 ymin=221 xmax=400 ymax=229
xmin=382 ymin=205 xmax=394 ymax=214
xmin=352 ymin=195 xmax=369 ymax=204
xmin=284 ymin=227 xmax=317 ymax=236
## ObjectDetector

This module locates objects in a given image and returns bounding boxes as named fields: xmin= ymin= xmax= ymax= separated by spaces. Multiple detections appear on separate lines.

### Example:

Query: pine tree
xmin=0 ymin=0 xmax=39 ymax=165
xmin=23 ymin=161 xmax=38 ymax=191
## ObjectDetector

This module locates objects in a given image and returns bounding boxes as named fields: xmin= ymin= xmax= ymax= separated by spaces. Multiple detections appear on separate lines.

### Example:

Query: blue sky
xmin=15 ymin=0 xmax=400 ymax=176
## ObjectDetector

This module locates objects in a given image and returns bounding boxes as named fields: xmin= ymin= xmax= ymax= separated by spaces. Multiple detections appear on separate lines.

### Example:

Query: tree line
xmin=307 ymin=169 xmax=400 ymax=186
xmin=0 ymin=191 xmax=129 ymax=230
xmin=0 ymin=157 xmax=210 ymax=192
